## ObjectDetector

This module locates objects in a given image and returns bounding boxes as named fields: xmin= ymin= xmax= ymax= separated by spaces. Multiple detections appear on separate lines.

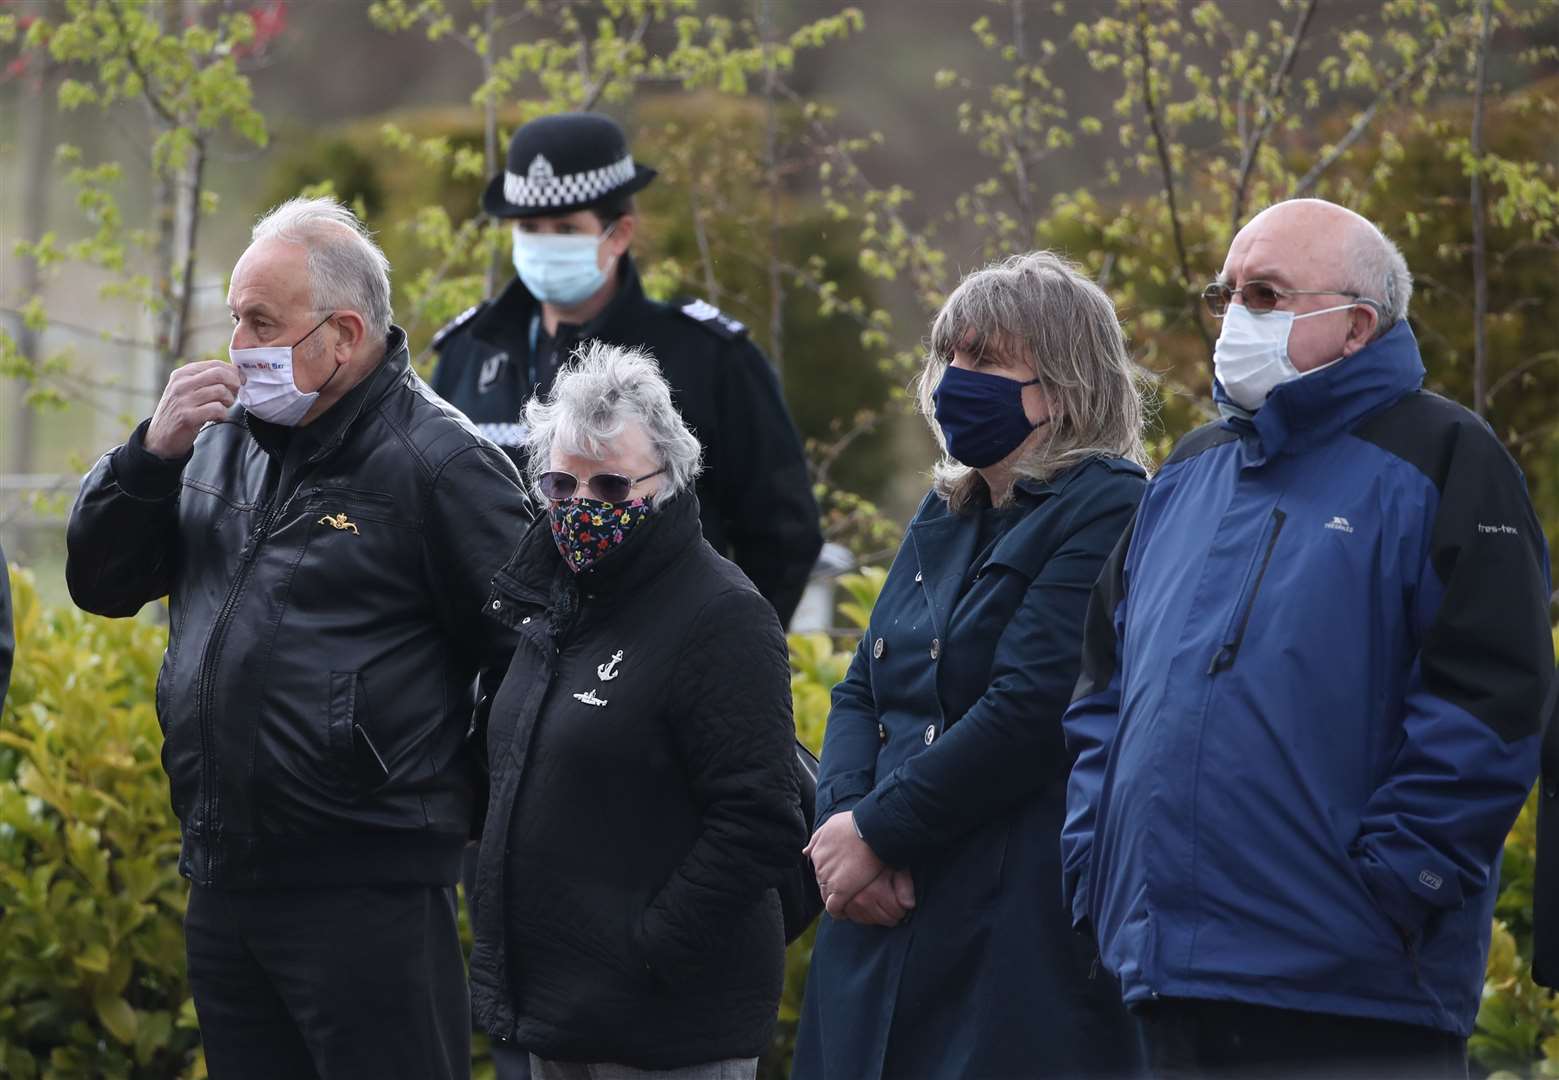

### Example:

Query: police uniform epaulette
xmin=431 ymin=302 xmax=487 ymax=351
xmin=676 ymin=299 xmax=747 ymax=341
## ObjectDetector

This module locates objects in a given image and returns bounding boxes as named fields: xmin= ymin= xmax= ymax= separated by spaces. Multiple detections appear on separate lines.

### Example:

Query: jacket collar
xmin=1214 ymin=320 xmax=1425 ymax=456
xmin=245 ymin=327 xmax=411 ymax=464
xmin=471 ymin=255 xmax=647 ymax=350
xmin=495 ymin=487 xmax=704 ymax=606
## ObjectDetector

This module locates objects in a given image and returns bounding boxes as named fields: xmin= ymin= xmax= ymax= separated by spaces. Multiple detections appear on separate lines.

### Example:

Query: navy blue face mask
xmin=932 ymin=365 xmax=1046 ymax=468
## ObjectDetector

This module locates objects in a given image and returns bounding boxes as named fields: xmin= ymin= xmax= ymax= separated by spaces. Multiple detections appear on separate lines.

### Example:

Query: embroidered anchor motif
xmin=573 ymin=689 xmax=608 ymax=708
xmin=597 ymin=651 xmax=623 ymax=682
xmin=317 ymin=513 xmax=360 ymax=535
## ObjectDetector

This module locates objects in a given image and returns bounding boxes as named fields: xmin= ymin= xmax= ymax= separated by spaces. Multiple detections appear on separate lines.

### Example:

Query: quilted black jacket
xmin=65 ymin=331 xmax=532 ymax=888
xmin=470 ymin=489 xmax=805 ymax=1067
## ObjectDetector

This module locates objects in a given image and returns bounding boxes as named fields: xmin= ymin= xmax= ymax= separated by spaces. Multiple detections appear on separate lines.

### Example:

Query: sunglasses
xmin=538 ymin=467 xmax=666 ymax=503
xmin=1201 ymin=281 xmax=1370 ymax=318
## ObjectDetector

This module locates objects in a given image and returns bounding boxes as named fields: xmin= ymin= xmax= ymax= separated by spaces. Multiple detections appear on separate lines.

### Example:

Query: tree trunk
xmin=7 ymin=57 xmax=57 ymax=476
xmin=1469 ymin=0 xmax=1493 ymax=419
xmin=760 ymin=0 xmax=784 ymax=376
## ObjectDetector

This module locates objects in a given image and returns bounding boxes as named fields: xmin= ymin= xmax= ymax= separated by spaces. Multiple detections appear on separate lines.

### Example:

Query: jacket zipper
xmin=192 ymin=474 xmax=308 ymax=880
xmin=1207 ymin=508 xmax=1287 ymax=675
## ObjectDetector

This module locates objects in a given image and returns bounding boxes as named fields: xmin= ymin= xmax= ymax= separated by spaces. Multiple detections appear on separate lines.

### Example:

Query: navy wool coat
xmin=793 ymin=456 xmax=1146 ymax=1080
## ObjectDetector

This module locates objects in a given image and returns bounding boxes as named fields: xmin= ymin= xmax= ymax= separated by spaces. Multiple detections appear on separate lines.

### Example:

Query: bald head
xmin=1219 ymin=198 xmax=1412 ymax=372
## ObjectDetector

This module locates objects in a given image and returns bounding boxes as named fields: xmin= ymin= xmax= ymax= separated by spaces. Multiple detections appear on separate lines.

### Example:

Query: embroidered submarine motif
xmin=317 ymin=513 xmax=360 ymax=534
xmin=597 ymin=650 xmax=623 ymax=682
xmin=573 ymin=689 xmax=608 ymax=708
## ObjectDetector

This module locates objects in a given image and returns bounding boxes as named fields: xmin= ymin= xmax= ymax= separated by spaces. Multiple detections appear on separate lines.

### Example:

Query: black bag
xmin=778 ymin=739 xmax=825 ymax=943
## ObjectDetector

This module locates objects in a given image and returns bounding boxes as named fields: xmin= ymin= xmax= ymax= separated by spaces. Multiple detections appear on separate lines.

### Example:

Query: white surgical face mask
xmin=231 ymin=313 xmax=335 ymax=426
xmin=512 ymin=224 xmax=616 ymax=307
xmin=1213 ymin=302 xmax=1357 ymax=411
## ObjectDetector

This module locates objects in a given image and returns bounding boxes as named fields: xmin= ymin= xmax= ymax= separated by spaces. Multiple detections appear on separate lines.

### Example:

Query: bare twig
xmin=1231 ymin=0 xmax=1318 ymax=228
xmin=687 ymin=186 xmax=721 ymax=304
xmin=1133 ymin=1 xmax=1213 ymax=357
xmin=0 ymin=308 xmax=159 ymax=352
xmin=1486 ymin=350 xmax=1559 ymax=403
xmin=812 ymin=411 xmax=884 ymax=490
xmin=1469 ymin=0 xmax=1493 ymax=418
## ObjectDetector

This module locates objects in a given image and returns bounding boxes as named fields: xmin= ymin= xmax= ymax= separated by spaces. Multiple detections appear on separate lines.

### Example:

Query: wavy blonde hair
xmin=915 ymin=251 xmax=1149 ymax=510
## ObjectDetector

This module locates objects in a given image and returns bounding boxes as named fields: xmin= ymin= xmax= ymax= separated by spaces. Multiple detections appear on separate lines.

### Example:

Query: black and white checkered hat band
xmin=503 ymin=153 xmax=636 ymax=209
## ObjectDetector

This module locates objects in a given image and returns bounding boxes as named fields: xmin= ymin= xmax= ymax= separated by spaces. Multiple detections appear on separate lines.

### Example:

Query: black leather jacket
xmin=66 ymin=331 xmax=533 ymax=889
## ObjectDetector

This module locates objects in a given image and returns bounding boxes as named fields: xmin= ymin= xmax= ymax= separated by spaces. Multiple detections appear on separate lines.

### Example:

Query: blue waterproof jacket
xmin=1062 ymin=322 xmax=1554 ymax=1036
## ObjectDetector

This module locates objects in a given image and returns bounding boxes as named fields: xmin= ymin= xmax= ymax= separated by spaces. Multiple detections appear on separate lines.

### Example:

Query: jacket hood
xmin=1213 ymin=320 xmax=1425 ymax=456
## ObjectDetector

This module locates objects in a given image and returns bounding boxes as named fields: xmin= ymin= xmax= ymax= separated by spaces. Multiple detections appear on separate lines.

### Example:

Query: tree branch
xmin=578 ymin=9 xmax=651 ymax=112
xmin=1231 ymin=0 xmax=1318 ymax=228
xmin=107 ymin=1 xmax=181 ymax=129
xmin=1293 ymin=24 xmax=1465 ymax=196
xmin=1486 ymin=350 xmax=1559 ymax=404
xmin=1134 ymin=0 xmax=1212 ymax=357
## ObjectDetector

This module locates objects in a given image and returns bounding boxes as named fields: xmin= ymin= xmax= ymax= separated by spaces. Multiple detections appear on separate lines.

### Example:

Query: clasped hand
xmin=804 ymin=812 xmax=916 ymax=927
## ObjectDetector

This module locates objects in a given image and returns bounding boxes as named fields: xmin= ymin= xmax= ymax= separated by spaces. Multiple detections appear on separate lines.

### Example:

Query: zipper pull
xmin=1207 ymin=645 xmax=1234 ymax=675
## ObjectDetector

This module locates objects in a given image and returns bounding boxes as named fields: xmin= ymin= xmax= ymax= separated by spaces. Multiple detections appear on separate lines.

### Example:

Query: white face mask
xmin=231 ymin=314 xmax=336 ymax=426
xmin=1213 ymin=302 xmax=1357 ymax=411
xmin=512 ymin=224 xmax=616 ymax=307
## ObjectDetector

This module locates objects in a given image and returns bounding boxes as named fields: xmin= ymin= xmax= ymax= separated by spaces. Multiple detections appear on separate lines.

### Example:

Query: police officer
xmin=432 ymin=111 xmax=823 ymax=627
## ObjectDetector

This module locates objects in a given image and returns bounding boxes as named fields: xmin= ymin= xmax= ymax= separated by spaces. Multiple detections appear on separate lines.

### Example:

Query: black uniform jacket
xmin=65 ymin=330 xmax=533 ymax=889
xmin=469 ymin=490 xmax=806 ymax=1068
xmin=429 ymin=257 xmax=822 ymax=626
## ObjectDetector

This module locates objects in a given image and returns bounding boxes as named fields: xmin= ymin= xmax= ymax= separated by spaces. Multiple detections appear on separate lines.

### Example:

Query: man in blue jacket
xmin=1063 ymin=198 xmax=1555 ymax=1078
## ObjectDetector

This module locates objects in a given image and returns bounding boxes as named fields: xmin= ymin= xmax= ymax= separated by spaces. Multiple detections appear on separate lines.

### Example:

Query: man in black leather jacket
xmin=66 ymin=197 xmax=531 ymax=1080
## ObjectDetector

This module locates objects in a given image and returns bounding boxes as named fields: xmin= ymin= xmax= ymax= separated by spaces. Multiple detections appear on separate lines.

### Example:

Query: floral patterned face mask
xmin=548 ymin=496 xmax=655 ymax=573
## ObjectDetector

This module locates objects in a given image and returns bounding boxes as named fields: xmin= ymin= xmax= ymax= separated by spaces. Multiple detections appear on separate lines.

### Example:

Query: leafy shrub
xmin=3 ymin=564 xmax=1553 ymax=1078
xmin=0 ymin=567 xmax=200 ymax=1080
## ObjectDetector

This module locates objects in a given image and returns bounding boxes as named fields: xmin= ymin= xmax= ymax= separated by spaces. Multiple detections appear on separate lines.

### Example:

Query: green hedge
xmin=2 ymin=566 xmax=1555 ymax=1077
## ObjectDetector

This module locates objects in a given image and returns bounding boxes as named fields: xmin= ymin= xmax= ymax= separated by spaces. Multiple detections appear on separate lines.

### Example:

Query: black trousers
xmin=185 ymin=881 xmax=470 ymax=1080
xmin=1135 ymin=998 xmax=1468 ymax=1079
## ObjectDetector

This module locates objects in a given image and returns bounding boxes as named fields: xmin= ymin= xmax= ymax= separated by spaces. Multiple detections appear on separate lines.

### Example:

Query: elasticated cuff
xmin=110 ymin=419 xmax=189 ymax=500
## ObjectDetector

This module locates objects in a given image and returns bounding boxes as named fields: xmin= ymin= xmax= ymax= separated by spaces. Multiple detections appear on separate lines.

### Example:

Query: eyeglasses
xmin=1201 ymin=281 xmax=1375 ymax=318
xmin=538 ymin=467 xmax=666 ymax=503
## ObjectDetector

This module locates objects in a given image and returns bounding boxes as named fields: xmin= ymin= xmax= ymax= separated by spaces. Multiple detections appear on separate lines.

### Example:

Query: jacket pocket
xmin=328 ymin=671 xmax=390 ymax=794
xmin=1207 ymin=508 xmax=1287 ymax=675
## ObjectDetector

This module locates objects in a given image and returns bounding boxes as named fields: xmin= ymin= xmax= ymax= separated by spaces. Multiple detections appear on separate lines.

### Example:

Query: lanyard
xmin=527 ymin=312 xmax=542 ymax=389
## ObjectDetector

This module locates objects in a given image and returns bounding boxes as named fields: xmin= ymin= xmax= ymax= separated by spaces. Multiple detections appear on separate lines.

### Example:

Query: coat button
xmin=521 ymin=616 xmax=531 ymax=625
xmin=873 ymin=637 xmax=884 ymax=660
xmin=929 ymin=638 xmax=940 ymax=660
xmin=923 ymin=724 xmax=936 ymax=745
xmin=491 ymin=599 xmax=501 ymax=611
xmin=878 ymin=722 xmax=886 ymax=742
xmin=914 ymin=570 xmax=923 ymax=583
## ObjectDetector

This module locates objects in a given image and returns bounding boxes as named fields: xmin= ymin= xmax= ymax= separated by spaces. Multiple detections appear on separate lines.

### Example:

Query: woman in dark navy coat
xmin=793 ymin=252 xmax=1148 ymax=1080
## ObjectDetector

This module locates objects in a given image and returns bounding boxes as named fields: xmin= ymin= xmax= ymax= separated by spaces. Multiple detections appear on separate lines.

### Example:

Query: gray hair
xmin=251 ymin=197 xmax=393 ymax=340
xmin=1339 ymin=218 xmax=1413 ymax=334
xmin=916 ymin=251 xmax=1149 ymax=510
xmin=523 ymin=341 xmax=703 ymax=508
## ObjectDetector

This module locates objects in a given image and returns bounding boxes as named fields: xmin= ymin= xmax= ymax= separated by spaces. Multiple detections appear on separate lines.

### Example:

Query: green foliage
xmin=2 ymin=0 xmax=272 ymax=410
xmin=763 ymin=566 xmax=886 ymax=1079
xmin=0 ymin=568 xmax=201 ymax=1080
